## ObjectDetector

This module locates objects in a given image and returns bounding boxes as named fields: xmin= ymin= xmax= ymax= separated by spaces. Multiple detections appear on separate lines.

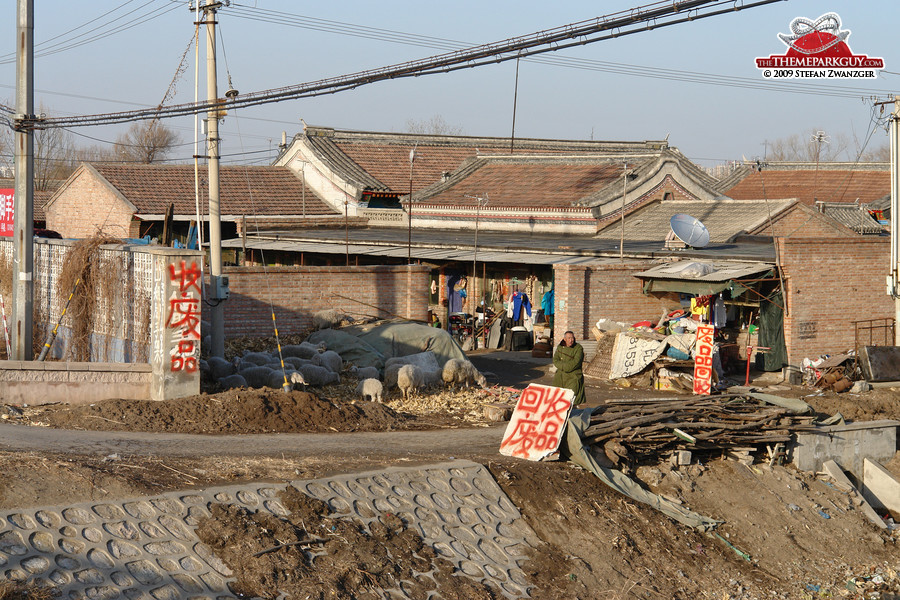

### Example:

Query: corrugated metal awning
xmin=222 ymin=238 xmax=623 ymax=266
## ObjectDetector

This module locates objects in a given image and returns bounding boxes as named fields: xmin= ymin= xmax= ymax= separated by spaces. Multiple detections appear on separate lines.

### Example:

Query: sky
xmin=1 ymin=0 xmax=897 ymax=168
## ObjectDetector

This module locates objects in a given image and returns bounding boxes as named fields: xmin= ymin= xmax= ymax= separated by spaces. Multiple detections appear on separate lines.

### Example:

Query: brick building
xmin=274 ymin=125 xmax=724 ymax=234
xmin=43 ymin=163 xmax=340 ymax=241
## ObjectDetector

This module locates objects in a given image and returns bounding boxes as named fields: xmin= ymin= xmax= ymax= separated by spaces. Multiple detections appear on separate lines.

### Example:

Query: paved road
xmin=0 ymin=422 xmax=506 ymax=457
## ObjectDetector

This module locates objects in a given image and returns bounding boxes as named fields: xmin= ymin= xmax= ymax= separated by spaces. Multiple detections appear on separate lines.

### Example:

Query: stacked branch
xmin=584 ymin=394 xmax=815 ymax=462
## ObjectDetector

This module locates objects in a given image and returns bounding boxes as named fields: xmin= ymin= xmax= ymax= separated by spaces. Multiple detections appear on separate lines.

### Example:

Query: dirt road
xmin=0 ymin=421 xmax=504 ymax=457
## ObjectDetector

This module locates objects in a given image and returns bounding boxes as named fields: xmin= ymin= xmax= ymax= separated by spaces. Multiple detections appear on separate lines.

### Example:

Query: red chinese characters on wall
xmin=693 ymin=324 xmax=715 ymax=394
xmin=166 ymin=260 xmax=201 ymax=373
xmin=500 ymin=384 xmax=575 ymax=460
xmin=0 ymin=189 xmax=13 ymax=238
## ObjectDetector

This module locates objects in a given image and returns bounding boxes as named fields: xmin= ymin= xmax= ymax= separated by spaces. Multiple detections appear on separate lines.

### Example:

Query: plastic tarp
xmin=336 ymin=320 xmax=468 ymax=368
xmin=756 ymin=291 xmax=787 ymax=372
xmin=307 ymin=328 xmax=386 ymax=370
xmin=562 ymin=408 xmax=721 ymax=531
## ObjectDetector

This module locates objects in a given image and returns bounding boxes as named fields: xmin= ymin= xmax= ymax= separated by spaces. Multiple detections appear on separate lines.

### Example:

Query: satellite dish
xmin=670 ymin=213 xmax=710 ymax=248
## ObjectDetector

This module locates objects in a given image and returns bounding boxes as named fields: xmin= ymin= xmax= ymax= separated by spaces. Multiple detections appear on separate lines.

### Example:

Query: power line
xmin=0 ymin=1 xmax=182 ymax=64
xmin=227 ymin=4 xmax=893 ymax=101
xmin=39 ymin=0 xmax=787 ymax=129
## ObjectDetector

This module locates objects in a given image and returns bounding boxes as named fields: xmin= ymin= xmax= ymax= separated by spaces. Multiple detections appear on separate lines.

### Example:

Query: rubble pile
xmin=584 ymin=393 xmax=816 ymax=464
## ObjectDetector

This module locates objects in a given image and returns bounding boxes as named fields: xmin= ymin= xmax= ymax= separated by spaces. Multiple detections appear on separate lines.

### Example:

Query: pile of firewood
xmin=583 ymin=394 xmax=815 ymax=463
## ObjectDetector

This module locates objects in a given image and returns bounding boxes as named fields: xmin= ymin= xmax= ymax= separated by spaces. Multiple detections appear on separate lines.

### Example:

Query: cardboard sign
xmin=0 ymin=189 xmax=13 ymax=238
xmin=693 ymin=325 xmax=715 ymax=394
xmin=609 ymin=333 xmax=665 ymax=379
xmin=500 ymin=384 xmax=575 ymax=460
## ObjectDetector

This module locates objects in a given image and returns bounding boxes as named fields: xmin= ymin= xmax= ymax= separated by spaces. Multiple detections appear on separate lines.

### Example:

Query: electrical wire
xmin=227 ymin=4 xmax=893 ymax=100
xmin=39 ymin=0 xmax=789 ymax=129
xmin=0 ymin=0 xmax=142 ymax=61
xmin=0 ymin=2 xmax=183 ymax=65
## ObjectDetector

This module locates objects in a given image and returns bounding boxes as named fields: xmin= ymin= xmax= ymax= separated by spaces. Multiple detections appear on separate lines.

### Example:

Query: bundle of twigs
xmin=584 ymin=394 xmax=814 ymax=461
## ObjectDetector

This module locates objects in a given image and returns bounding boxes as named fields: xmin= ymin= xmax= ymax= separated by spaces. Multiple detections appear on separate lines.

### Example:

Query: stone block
xmin=791 ymin=420 xmax=899 ymax=475
xmin=821 ymin=459 xmax=887 ymax=529
xmin=863 ymin=458 xmax=900 ymax=517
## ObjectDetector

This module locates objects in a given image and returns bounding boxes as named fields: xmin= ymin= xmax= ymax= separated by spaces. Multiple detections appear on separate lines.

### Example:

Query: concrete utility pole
xmin=889 ymin=96 xmax=900 ymax=344
xmin=201 ymin=0 xmax=226 ymax=358
xmin=12 ymin=0 xmax=34 ymax=360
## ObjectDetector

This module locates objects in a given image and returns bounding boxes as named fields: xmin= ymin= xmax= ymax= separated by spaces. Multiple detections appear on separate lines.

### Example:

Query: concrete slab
xmin=791 ymin=420 xmax=899 ymax=475
xmin=820 ymin=460 xmax=887 ymax=529
xmin=859 ymin=346 xmax=900 ymax=382
xmin=863 ymin=458 xmax=900 ymax=517
xmin=0 ymin=460 xmax=536 ymax=599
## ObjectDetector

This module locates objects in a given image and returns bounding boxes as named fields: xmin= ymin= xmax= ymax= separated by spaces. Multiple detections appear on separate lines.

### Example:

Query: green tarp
xmin=756 ymin=290 xmax=787 ymax=372
xmin=317 ymin=320 xmax=468 ymax=369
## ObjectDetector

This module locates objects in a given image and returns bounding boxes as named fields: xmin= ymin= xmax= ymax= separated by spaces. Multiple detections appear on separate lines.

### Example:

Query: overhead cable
xmin=40 ymin=0 xmax=785 ymax=129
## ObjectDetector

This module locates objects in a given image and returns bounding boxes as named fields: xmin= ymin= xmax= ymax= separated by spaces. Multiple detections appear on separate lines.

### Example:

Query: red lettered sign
xmin=693 ymin=325 xmax=715 ymax=394
xmin=0 ymin=189 xmax=13 ymax=237
xmin=500 ymin=384 xmax=575 ymax=460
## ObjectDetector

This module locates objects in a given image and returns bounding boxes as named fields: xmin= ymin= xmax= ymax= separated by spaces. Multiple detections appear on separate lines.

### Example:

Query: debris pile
xmin=195 ymin=485 xmax=500 ymax=599
xmin=583 ymin=393 xmax=815 ymax=464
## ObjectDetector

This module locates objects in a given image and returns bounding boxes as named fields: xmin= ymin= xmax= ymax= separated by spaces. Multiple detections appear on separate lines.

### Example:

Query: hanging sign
xmin=693 ymin=325 xmax=715 ymax=394
xmin=0 ymin=189 xmax=13 ymax=237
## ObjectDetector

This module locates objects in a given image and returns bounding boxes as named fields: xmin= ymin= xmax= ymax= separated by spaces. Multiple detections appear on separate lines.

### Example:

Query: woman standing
xmin=552 ymin=331 xmax=586 ymax=405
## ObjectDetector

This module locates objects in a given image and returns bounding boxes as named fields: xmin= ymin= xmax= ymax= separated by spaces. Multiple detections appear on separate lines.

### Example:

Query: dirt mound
xmin=30 ymin=389 xmax=409 ymax=434
xmin=195 ymin=485 xmax=500 ymax=599
xmin=803 ymin=387 xmax=900 ymax=422
xmin=491 ymin=459 xmax=900 ymax=600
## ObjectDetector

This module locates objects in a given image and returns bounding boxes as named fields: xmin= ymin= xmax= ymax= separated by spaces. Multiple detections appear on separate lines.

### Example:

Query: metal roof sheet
xmin=634 ymin=260 xmax=774 ymax=282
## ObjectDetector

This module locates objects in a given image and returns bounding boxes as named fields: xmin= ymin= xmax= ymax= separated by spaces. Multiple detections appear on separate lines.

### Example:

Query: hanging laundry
xmin=512 ymin=291 xmax=532 ymax=322
xmin=690 ymin=295 xmax=711 ymax=322
xmin=541 ymin=288 xmax=555 ymax=316
xmin=713 ymin=295 xmax=726 ymax=329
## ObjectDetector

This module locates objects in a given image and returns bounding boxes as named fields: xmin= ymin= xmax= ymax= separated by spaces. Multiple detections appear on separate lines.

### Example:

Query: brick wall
xmin=46 ymin=167 xmax=137 ymax=239
xmin=223 ymin=265 xmax=430 ymax=338
xmin=554 ymin=263 xmax=678 ymax=338
xmin=778 ymin=237 xmax=892 ymax=363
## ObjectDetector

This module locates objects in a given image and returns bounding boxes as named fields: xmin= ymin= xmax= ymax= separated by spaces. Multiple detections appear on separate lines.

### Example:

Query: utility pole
xmin=889 ymin=96 xmax=900 ymax=344
xmin=407 ymin=145 xmax=417 ymax=264
xmin=200 ymin=0 xmax=226 ymax=358
xmin=620 ymin=161 xmax=628 ymax=262
xmin=12 ymin=0 xmax=34 ymax=360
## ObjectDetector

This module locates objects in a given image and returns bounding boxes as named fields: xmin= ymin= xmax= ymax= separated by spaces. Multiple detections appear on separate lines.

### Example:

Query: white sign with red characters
xmin=500 ymin=384 xmax=575 ymax=461
xmin=0 ymin=189 xmax=13 ymax=237
xmin=693 ymin=325 xmax=715 ymax=395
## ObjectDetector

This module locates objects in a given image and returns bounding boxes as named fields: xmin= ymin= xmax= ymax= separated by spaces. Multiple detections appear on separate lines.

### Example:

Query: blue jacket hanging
xmin=541 ymin=289 xmax=554 ymax=316
xmin=512 ymin=292 xmax=532 ymax=321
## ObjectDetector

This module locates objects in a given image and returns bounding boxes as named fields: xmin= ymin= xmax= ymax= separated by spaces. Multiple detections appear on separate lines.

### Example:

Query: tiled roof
xmin=87 ymin=164 xmax=337 ymax=217
xmin=819 ymin=203 xmax=885 ymax=234
xmin=595 ymin=198 xmax=795 ymax=243
xmin=301 ymin=126 xmax=669 ymax=193
xmin=415 ymin=159 xmax=627 ymax=209
xmin=723 ymin=164 xmax=889 ymax=205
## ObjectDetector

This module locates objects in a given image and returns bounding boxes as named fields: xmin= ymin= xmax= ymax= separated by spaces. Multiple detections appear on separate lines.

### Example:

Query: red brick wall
xmin=554 ymin=263 xmax=678 ymax=338
xmin=222 ymin=265 xmax=430 ymax=338
xmin=46 ymin=168 xmax=136 ymax=239
xmin=779 ymin=237 xmax=892 ymax=362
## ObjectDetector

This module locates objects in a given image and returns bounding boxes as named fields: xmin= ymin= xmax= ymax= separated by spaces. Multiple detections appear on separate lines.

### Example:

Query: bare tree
xmin=764 ymin=128 xmax=851 ymax=162
xmin=405 ymin=115 xmax=464 ymax=136
xmin=113 ymin=120 xmax=181 ymax=163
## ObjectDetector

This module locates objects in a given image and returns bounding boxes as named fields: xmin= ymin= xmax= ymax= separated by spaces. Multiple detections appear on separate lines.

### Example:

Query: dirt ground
xmin=0 ymin=352 xmax=898 ymax=599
